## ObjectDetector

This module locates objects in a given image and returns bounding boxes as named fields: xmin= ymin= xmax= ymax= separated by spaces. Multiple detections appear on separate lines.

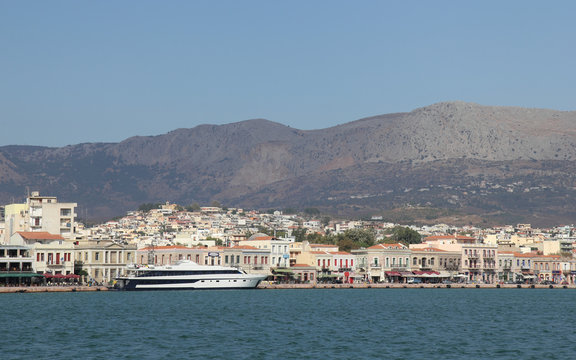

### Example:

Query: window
xmin=95 ymin=252 xmax=100 ymax=261
xmin=225 ymin=255 xmax=229 ymax=264
xmin=413 ymin=257 xmax=418 ymax=265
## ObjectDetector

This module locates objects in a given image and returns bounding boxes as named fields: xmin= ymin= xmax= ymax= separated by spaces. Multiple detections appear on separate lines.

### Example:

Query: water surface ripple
xmin=1 ymin=288 xmax=574 ymax=359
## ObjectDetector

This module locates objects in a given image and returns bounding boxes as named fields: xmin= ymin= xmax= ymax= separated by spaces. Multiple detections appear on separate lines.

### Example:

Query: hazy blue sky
xmin=1 ymin=1 xmax=575 ymax=147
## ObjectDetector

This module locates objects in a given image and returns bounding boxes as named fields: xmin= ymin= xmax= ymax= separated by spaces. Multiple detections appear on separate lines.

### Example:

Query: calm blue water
xmin=1 ymin=288 xmax=575 ymax=359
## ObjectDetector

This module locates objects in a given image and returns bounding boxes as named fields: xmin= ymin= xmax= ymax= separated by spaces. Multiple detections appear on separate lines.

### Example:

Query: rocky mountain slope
xmin=1 ymin=101 xmax=576 ymax=226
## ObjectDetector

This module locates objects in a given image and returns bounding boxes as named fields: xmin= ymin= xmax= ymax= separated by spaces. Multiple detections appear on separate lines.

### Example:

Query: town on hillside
xmin=1 ymin=192 xmax=575 ymax=287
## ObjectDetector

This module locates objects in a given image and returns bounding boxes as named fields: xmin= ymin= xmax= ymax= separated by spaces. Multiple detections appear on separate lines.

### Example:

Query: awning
xmin=273 ymin=269 xmax=293 ymax=274
xmin=400 ymin=272 xmax=414 ymax=277
xmin=0 ymin=273 xmax=44 ymax=278
xmin=385 ymin=271 xmax=402 ymax=277
xmin=318 ymin=274 xmax=339 ymax=278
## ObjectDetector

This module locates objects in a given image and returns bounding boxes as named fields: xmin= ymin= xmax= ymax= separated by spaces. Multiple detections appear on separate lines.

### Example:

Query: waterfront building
xmin=0 ymin=244 xmax=40 ymax=286
xmin=412 ymin=234 xmax=499 ymax=283
xmin=290 ymin=264 xmax=317 ymax=283
xmin=136 ymin=245 xmax=214 ymax=266
xmin=3 ymin=191 xmax=77 ymax=243
xmin=531 ymin=254 xmax=563 ymax=283
xmin=462 ymin=244 xmax=498 ymax=284
xmin=410 ymin=247 xmax=461 ymax=276
xmin=223 ymin=245 xmax=271 ymax=275
xmin=239 ymin=233 xmax=291 ymax=268
xmin=352 ymin=243 xmax=411 ymax=283
xmin=10 ymin=231 xmax=75 ymax=276
xmin=497 ymin=252 xmax=515 ymax=282
xmin=75 ymin=239 xmax=136 ymax=285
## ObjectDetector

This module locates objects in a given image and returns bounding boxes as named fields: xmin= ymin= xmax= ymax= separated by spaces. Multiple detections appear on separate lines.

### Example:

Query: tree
xmin=138 ymin=203 xmax=162 ymax=212
xmin=292 ymin=227 xmax=308 ymax=242
xmin=186 ymin=203 xmax=201 ymax=212
xmin=211 ymin=200 xmax=222 ymax=208
xmin=341 ymin=228 xmax=376 ymax=249
xmin=304 ymin=208 xmax=320 ymax=216
xmin=385 ymin=226 xmax=421 ymax=246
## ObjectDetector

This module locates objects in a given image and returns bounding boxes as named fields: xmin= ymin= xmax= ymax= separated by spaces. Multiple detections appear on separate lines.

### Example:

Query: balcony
xmin=369 ymin=264 xmax=381 ymax=269
xmin=391 ymin=266 xmax=408 ymax=271
xmin=46 ymin=261 xmax=66 ymax=268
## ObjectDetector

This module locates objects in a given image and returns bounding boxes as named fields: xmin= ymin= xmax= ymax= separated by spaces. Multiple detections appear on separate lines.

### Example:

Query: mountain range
xmin=1 ymin=101 xmax=576 ymax=226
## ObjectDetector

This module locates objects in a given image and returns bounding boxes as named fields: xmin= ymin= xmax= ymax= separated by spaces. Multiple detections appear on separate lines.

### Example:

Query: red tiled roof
xmin=368 ymin=243 xmax=406 ymax=249
xmin=424 ymin=235 xmax=455 ymax=240
xmin=139 ymin=245 xmax=191 ymax=251
xmin=17 ymin=232 xmax=65 ymax=241
xmin=412 ymin=247 xmax=447 ymax=252
xmin=251 ymin=236 xmax=274 ymax=241
xmin=229 ymin=245 xmax=259 ymax=250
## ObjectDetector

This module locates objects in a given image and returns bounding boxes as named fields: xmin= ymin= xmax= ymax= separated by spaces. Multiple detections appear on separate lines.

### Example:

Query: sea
xmin=1 ymin=288 xmax=575 ymax=360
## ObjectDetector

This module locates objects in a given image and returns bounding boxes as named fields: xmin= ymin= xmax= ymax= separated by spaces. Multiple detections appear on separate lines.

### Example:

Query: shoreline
xmin=1 ymin=283 xmax=574 ymax=293
xmin=0 ymin=286 xmax=109 ymax=294
xmin=258 ymin=283 xmax=576 ymax=290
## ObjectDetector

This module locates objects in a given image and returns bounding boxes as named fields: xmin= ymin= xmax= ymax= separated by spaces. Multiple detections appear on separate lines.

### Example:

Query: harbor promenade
xmin=258 ymin=282 xmax=576 ymax=290
xmin=0 ymin=285 xmax=109 ymax=293
xmin=1 ymin=283 xmax=574 ymax=293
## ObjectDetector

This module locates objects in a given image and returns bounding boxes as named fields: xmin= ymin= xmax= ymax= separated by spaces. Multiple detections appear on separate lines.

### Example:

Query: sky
xmin=1 ymin=1 xmax=575 ymax=147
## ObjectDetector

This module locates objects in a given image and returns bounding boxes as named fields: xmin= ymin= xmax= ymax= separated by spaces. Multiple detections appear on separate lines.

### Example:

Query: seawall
xmin=258 ymin=283 xmax=576 ymax=290
xmin=0 ymin=286 xmax=109 ymax=294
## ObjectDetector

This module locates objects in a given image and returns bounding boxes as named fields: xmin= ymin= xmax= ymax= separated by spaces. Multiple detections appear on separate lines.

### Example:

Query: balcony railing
xmin=391 ymin=266 xmax=408 ymax=271
xmin=46 ymin=261 xmax=66 ymax=268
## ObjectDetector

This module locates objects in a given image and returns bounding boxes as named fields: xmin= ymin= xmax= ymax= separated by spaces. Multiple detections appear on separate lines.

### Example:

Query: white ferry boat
xmin=114 ymin=260 xmax=267 ymax=291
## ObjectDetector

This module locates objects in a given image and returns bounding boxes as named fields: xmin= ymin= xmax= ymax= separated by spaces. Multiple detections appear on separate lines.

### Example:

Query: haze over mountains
xmin=1 ymin=101 xmax=576 ymax=226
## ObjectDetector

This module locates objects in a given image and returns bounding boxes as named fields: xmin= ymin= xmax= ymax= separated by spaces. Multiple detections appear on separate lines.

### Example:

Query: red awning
xmin=43 ymin=273 xmax=54 ymax=278
xmin=65 ymin=274 xmax=80 ymax=279
xmin=385 ymin=271 xmax=402 ymax=276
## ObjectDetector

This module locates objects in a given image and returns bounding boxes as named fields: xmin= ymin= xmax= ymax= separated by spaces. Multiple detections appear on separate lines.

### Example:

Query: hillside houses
xmin=2 ymin=194 xmax=576 ymax=286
